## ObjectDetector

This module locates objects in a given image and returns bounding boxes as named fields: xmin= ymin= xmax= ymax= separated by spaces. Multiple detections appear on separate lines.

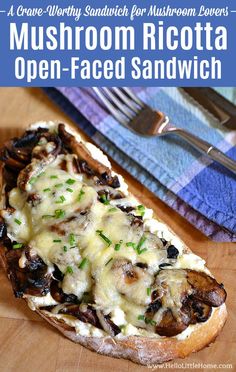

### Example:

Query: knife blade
xmin=181 ymin=87 xmax=236 ymax=130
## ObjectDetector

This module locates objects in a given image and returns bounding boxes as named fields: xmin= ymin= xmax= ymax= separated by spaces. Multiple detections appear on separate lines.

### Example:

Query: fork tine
xmin=92 ymin=87 xmax=129 ymax=126
xmin=112 ymin=88 xmax=140 ymax=113
xmin=102 ymin=88 xmax=134 ymax=120
xmin=123 ymin=87 xmax=145 ymax=107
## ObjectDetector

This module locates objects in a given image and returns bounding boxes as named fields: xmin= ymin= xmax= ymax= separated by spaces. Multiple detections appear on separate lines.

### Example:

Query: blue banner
xmin=0 ymin=0 xmax=236 ymax=86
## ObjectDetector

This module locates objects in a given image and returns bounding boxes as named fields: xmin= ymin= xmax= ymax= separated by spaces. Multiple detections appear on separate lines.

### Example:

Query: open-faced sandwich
xmin=0 ymin=122 xmax=227 ymax=365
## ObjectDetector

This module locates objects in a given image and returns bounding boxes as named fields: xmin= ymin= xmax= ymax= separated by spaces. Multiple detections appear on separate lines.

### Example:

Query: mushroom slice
xmin=186 ymin=270 xmax=227 ymax=307
xmin=0 ymin=148 xmax=26 ymax=170
xmin=50 ymin=280 xmax=78 ymax=304
xmin=2 ymin=167 xmax=17 ymax=191
xmin=58 ymin=124 xmax=110 ymax=176
xmin=146 ymin=300 xmax=162 ymax=317
xmin=31 ymin=133 xmax=61 ymax=161
xmin=26 ymin=193 xmax=41 ymax=207
xmin=149 ymin=269 xmax=225 ymax=336
xmin=5 ymin=248 xmax=51 ymax=298
xmin=50 ymin=211 xmax=91 ymax=236
xmin=154 ymin=269 xmax=190 ymax=309
xmin=23 ymin=246 xmax=46 ymax=271
xmin=97 ymin=188 xmax=125 ymax=202
xmin=155 ymin=308 xmax=189 ymax=337
xmin=184 ymin=297 xmax=212 ymax=324
xmin=17 ymin=133 xmax=61 ymax=191
xmin=96 ymin=310 xmax=121 ymax=336
xmin=0 ymin=131 xmax=40 ymax=170
xmin=59 ymin=304 xmax=101 ymax=328
xmin=155 ymin=269 xmax=226 ymax=308
xmin=111 ymin=259 xmax=153 ymax=306
xmin=58 ymin=124 xmax=120 ymax=188
xmin=0 ymin=218 xmax=7 ymax=240
xmin=13 ymin=130 xmax=44 ymax=149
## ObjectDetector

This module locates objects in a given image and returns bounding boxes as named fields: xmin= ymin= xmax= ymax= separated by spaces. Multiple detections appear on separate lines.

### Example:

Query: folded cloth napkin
xmin=44 ymin=87 xmax=236 ymax=242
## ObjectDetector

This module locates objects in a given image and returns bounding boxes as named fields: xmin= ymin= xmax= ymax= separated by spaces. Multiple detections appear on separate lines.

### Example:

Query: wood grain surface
xmin=0 ymin=88 xmax=235 ymax=372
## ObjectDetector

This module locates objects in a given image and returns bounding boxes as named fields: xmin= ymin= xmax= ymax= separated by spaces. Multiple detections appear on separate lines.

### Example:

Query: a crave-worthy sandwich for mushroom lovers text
xmin=0 ymin=122 xmax=227 ymax=365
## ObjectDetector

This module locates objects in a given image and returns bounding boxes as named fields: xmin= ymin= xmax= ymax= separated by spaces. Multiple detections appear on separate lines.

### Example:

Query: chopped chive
xmin=105 ymin=257 xmax=113 ymax=266
xmin=78 ymin=189 xmax=85 ymax=201
xmin=136 ymin=236 xmax=146 ymax=250
xmin=43 ymin=188 xmax=51 ymax=192
xmin=42 ymin=214 xmax=54 ymax=219
xmin=37 ymin=141 xmax=44 ymax=146
xmin=66 ymin=178 xmax=76 ymax=185
xmin=125 ymin=237 xmax=148 ymax=255
xmin=114 ymin=240 xmax=123 ymax=251
xmin=145 ymin=318 xmax=156 ymax=326
xmin=14 ymin=218 xmax=22 ymax=225
xmin=137 ymin=205 xmax=145 ymax=211
xmin=79 ymin=258 xmax=88 ymax=269
xmin=137 ymin=204 xmax=145 ymax=217
xmin=50 ymin=175 xmax=58 ymax=179
xmin=13 ymin=243 xmax=23 ymax=249
xmin=136 ymin=236 xmax=147 ymax=254
xmin=137 ymin=315 xmax=156 ymax=325
xmin=138 ymin=248 xmax=148 ymax=255
xmin=69 ymin=233 xmax=76 ymax=246
xmin=147 ymin=287 xmax=151 ymax=296
xmin=54 ymin=209 xmax=65 ymax=219
xmin=29 ymin=176 xmax=37 ymax=185
xmin=38 ymin=171 xmax=45 ymax=177
xmin=126 ymin=242 xmax=136 ymax=248
xmin=138 ymin=315 xmax=145 ymax=321
xmin=100 ymin=194 xmax=110 ymax=205
xmin=96 ymin=230 xmax=112 ymax=246
xmin=63 ymin=245 xmax=68 ymax=252
xmin=55 ymin=183 xmax=63 ymax=188
xmin=53 ymin=239 xmax=62 ymax=243
xmin=108 ymin=207 xmax=117 ymax=212
xmin=66 ymin=188 xmax=73 ymax=193
xmin=56 ymin=195 xmax=66 ymax=204
xmin=66 ymin=266 xmax=73 ymax=274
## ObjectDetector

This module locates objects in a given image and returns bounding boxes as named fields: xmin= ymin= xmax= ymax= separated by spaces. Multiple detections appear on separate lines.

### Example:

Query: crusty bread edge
xmin=36 ymin=305 xmax=227 ymax=365
xmin=0 ymin=122 xmax=227 ymax=365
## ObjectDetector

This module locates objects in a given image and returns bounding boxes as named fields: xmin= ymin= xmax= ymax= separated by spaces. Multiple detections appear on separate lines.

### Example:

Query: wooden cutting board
xmin=0 ymin=88 xmax=235 ymax=372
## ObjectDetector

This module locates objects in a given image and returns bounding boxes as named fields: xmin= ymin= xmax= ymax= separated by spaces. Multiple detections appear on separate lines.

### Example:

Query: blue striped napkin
xmin=44 ymin=87 xmax=236 ymax=242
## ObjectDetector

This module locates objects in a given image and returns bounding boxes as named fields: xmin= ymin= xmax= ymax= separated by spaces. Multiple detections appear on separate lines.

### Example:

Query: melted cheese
xmin=26 ymin=293 xmax=58 ymax=311
xmin=4 ymin=121 xmax=210 ymax=340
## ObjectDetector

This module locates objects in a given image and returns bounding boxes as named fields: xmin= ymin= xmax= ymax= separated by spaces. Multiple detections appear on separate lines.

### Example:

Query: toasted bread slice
xmin=0 ymin=122 xmax=227 ymax=365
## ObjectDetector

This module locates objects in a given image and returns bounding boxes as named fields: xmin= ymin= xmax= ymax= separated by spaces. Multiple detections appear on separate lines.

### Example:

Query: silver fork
xmin=93 ymin=87 xmax=236 ymax=175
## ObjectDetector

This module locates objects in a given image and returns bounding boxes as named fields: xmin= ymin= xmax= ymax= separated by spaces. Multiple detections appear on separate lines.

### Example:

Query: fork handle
xmin=172 ymin=128 xmax=236 ymax=174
